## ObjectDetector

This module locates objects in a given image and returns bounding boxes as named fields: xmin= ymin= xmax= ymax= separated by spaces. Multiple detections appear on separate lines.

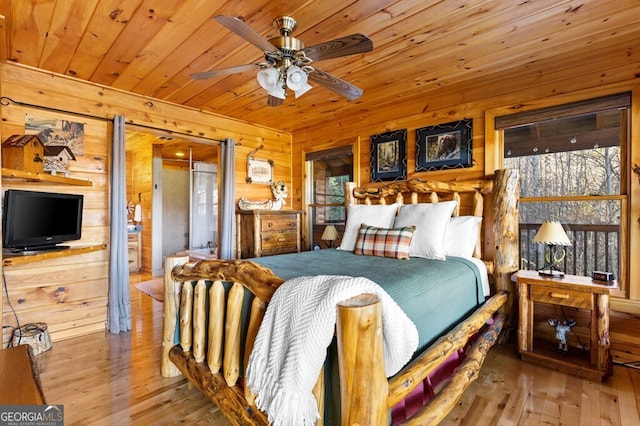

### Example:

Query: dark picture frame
xmin=416 ymin=119 xmax=473 ymax=171
xmin=370 ymin=129 xmax=407 ymax=182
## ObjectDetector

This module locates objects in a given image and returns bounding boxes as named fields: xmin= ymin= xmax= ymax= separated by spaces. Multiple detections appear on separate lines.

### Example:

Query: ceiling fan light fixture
xmin=286 ymin=65 xmax=312 ymax=98
xmin=268 ymin=84 xmax=286 ymax=100
xmin=257 ymin=68 xmax=281 ymax=92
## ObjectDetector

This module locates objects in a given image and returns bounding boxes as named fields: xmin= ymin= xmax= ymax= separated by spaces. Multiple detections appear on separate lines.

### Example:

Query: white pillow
xmin=337 ymin=203 xmax=399 ymax=251
xmin=444 ymin=216 xmax=483 ymax=258
xmin=393 ymin=201 xmax=457 ymax=260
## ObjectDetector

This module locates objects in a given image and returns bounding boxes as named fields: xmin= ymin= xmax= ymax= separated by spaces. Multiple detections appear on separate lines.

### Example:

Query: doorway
xmin=125 ymin=127 xmax=220 ymax=277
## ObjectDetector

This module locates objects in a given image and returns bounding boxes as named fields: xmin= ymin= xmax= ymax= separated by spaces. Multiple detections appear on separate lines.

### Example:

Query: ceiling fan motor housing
xmin=268 ymin=16 xmax=307 ymax=63
xmin=273 ymin=16 xmax=297 ymax=36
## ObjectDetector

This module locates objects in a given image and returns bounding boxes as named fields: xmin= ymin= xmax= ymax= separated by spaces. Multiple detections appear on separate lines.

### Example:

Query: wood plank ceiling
xmin=1 ymin=0 xmax=639 ymax=140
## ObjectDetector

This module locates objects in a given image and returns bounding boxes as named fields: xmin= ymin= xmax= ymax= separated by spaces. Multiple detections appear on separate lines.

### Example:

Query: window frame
xmin=487 ymin=93 xmax=632 ymax=298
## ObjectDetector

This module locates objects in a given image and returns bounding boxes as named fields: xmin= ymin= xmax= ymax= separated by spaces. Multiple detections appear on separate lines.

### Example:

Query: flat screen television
xmin=2 ymin=189 xmax=84 ymax=253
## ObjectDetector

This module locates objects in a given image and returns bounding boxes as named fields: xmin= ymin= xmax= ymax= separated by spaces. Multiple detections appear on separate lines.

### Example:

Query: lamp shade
xmin=257 ymin=68 xmax=279 ymax=91
xmin=286 ymin=65 xmax=312 ymax=98
xmin=267 ymin=84 xmax=286 ymax=100
xmin=321 ymin=225 xmax=338 ymax=241
xmin=258 ymin=68 xmax=286 ymax=99
xmin=532 ymin=221 xmax=571 ymax=246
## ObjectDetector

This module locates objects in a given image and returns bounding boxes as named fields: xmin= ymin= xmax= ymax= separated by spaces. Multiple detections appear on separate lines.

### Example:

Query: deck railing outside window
xmin=519 ymin=223 xmax=619 ymax=278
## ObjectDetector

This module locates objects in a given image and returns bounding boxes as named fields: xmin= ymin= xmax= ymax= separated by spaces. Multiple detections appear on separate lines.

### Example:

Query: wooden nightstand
xmin=514 ymin=270 xmax=616 ymax=381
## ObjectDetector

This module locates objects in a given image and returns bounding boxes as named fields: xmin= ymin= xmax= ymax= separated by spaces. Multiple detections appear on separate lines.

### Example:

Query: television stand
xmin=3 ymin=245 xmax=70 ymax=256
xmin=2 ymin=244 xmax=106 ymax=267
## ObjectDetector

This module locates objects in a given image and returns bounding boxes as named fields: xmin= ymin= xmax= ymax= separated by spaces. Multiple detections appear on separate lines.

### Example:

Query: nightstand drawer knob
xmin=550 ymin=292 xmax=570 ymax=299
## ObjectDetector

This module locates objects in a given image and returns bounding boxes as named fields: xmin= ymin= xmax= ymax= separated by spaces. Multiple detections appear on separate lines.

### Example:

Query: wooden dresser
xmin=237 ymin=210 xmax=302 ymax=258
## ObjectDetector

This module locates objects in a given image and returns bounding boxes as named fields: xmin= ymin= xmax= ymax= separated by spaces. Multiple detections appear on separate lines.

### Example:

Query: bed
xmin=160 ymin=168 xmax=519 ymax=425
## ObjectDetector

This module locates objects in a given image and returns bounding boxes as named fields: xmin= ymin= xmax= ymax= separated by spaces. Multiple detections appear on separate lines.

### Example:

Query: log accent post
xmin=597 ymin=293 xmax=611 ymax=374
xmin=161 ymin=255 xmax=189 ymax=377
xmin=192 ymin=280 xmax=207 ymax=363
xmin=517 ymin=282 xmax=532 ymax=352
xmin=492 ymin=168 xmax=519 ymax=328
xmin=452 ymin=192 xmax=461 ymax=216
xmin=345 ymin=182 xmax=356 ymax=206
xmin=179 ymin=281 xmax=194 ymax=351
xmin=312 ymin=367 xmax=326 ymax=426
xmin=224 ymin=282 xmax=244 ymax=386
xmin=336 ymin=294 xmax=387 ymax=426
xmin=207 ymin=281 xmax=225 ymax=374
xmin=473 ymin=191 xmax=484 ymax=258
xmin=244 ymin=296 xmax=267 ymax=405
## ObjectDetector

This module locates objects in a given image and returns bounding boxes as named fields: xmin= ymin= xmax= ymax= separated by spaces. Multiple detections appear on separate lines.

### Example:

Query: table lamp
xmin=321 ymin=225 xmax=339 ymax=248
xmin=532 ymin=221 xmax=572 ymax=277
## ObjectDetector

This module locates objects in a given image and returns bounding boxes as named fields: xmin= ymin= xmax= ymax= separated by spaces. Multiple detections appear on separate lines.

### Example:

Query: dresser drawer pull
xmin=550 ymin=292 xmax=570 ymax=299
xmin=277 ymin=237 xmax=285 ymax=242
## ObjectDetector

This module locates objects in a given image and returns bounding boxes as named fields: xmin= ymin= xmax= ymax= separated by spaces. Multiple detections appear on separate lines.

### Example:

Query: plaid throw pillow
xmin=354 ymin=224 xmax=416 ymax=259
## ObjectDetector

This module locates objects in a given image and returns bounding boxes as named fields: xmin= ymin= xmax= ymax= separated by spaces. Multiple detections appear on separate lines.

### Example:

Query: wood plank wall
xmin=0 ymin=62 xmax=292 ymax=345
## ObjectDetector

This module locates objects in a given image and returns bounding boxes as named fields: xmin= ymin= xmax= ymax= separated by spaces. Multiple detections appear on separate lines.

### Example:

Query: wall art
xmin=416 ymin=119 xmax=472 ymax=171
xmin=370 ymin=129 xmax=407 ymax=182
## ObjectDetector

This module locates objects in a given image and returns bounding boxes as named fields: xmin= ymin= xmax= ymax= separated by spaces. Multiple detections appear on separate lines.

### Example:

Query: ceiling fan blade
xmin=307 ymin=68 xmax=363 ymax=100
xmin=214 ymin=15 xmax=277 ymax=52
xmin=191 ymin=63 xmax=259 ymax=80
xmin=267 ymin=96 xmax=284 ymax=107
xmin=303 ymin=34 xmax=373 ymax=62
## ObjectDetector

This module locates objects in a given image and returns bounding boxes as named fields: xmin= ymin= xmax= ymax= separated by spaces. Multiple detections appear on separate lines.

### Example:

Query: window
xmin=498 ymin=94 xmax=630 ymax=282
xmin=306 ymin=146 xmax=353 ymax=247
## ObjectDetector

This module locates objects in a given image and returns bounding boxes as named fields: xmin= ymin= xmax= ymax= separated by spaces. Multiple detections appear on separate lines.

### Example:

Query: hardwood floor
xmin=38 ymin=274 xmax=230 ymax=425
xmin=32 ymin=274 xmax=640 ymax=425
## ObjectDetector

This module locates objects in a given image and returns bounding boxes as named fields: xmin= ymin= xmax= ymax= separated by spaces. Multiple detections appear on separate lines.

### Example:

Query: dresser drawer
xmin=261 ymin=231 xmax=298 ymax=255
xmin=530 ymin=285 xmax=593 ymax=309
xmin=260 ymin=215 xmax=298 ymax=232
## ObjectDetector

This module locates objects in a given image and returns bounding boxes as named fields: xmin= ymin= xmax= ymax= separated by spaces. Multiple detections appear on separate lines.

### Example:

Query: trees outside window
xmin=500 ymin=95 xmax=629 ymax=279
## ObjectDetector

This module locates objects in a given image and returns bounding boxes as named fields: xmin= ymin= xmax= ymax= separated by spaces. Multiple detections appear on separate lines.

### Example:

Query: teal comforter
xmin=254 ymin=248 xmax=485 ymax=356
xmin=254 ymin=249 xmax=486 ymax=423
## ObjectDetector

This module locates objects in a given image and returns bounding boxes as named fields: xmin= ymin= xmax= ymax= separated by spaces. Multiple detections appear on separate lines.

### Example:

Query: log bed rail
xmin=161 ymin=169 xmax=519 ymax=425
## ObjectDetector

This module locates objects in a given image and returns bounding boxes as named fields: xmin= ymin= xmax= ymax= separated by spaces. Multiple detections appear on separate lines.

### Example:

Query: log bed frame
xmin=160 ymin=168 xmax=519 ymax=425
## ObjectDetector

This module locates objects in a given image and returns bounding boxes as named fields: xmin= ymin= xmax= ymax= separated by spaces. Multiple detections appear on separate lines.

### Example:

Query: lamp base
xmin=538 ymin=269 xmax=565 ymax=278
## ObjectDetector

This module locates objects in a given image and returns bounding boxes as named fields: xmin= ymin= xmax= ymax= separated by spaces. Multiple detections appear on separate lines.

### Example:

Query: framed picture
xmin=370 ymin=129 xmax=407 ymax=182
xmin=246 ymin=157 xmax=273 ymax=183
xmin=416 ymin=119 xmax=473 ymax=171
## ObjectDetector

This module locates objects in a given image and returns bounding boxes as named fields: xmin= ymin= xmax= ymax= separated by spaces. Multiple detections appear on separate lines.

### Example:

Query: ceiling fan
xmin=191 ymin=15 xmax=373 ymax=106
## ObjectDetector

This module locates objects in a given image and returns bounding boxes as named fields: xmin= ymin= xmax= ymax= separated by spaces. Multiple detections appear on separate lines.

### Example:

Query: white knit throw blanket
xmin=246 ymin=275 xmax=419 ymax=426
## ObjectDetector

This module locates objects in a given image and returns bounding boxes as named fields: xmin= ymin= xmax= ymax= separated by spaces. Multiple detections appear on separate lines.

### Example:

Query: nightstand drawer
xmin=530 ymin=285 xmax=593 ymax=309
